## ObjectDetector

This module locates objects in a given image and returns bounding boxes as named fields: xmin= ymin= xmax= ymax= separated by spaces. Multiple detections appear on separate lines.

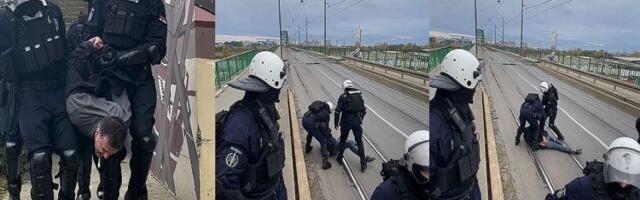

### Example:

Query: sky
xmin=429 ymin=0 xmax=640 ymax=52
xmin=216 ymin=0 xmax=429 ymax=46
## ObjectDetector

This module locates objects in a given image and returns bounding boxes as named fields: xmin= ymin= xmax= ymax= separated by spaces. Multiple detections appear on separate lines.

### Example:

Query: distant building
xmin=613 ymin=57 xmax=640 ymax=64
xmin=551 ymin=32 xmax=557 ymax=50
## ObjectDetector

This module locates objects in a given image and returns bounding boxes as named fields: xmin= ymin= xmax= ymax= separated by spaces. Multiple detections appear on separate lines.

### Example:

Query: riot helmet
xmin=228 ymin=51 xmax=288 ymax=93
xmin=404 ymin=130 xmax=430 ymax=185
xmin=342 ymin=80 xmax=354 ymax=90
xmin=439 ymin=49 xmax=482 ymax=89
xmin=603 ymin=137 xmax=640 ymax=189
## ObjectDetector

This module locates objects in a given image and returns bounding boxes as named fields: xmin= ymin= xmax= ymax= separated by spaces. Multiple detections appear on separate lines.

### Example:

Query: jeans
xmin=543 ymin=135 xmax=572 ymax=153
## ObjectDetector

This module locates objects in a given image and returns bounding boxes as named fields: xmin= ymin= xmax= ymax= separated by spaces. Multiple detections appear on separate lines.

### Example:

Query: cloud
xmin=429 ymin=0 xmax=640 ymax=51
xmin=217 ymin=0 xmax=428 ymax=45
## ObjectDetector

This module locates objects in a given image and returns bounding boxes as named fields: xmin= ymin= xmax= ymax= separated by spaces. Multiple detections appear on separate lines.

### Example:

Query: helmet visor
xmin=605 ymin=148 xmax=640 ymax=188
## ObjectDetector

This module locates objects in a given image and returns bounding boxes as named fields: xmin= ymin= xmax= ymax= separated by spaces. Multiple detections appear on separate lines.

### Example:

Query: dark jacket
xmin=65 ymin=41 xmax=133 ymax=98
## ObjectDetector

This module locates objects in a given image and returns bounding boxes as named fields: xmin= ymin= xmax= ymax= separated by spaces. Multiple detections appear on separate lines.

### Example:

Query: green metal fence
xmin=426 ymin=45 xmax=475 ymax=73
xmin=215 ymin=46 xmax=279 ymax=90
xmin=487 ymin=44 xmax=553 ymax=60
xmin=557 ymin=55 xmax=640 ymax=85
xmin=488 ymin=44 xmax=640 ymax=86
xmin=358 ymin=51 xmax=429 ymax=72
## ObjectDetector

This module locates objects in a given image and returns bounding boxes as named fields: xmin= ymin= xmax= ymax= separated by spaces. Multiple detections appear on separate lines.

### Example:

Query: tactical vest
xmin=13 ymin=2 xmax=65 ymax=75
xmin=391 ymin=172 xmax=421 ymax=200
xmin=345 ymin=90 xmax=365 ymax=113
xmin=430 ymin=99 xmax=481 ymax=199
xmin=102 ymin=0 xmax=150 ymax=50
xmin=219 ymin=100 xmax=286 ymax=199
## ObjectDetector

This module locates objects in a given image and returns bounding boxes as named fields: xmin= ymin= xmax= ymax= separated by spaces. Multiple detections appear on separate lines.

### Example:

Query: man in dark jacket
xmin=335 ymin=79 xmax=368 ymax=172
xmin=541 ymin=81 xmax=564 ymax=140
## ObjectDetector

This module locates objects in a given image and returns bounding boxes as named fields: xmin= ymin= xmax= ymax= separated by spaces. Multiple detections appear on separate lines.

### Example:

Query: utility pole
xmin=502 ymin=17 xmax=505 ymax=45
xmin=494 ymin=24 xmax=497 ymax=45
xmin=474 ymin=0 xmax=478 ymax=56
xmin=305 ymin=17 xmax=308 ymax=45
xmin=298 ymin=25 xmax=301 ymax=45
xmin=324 ymin=0 xmax=327 ymax=54
xmin=520 ymin=0 xmax=524 ymax=56
xmin=278 ymin=0 xmax=283 ymax=57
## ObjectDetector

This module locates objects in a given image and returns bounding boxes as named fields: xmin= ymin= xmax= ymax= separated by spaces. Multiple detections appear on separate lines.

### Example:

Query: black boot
xmin=126 ymin=152 xmax=153 ymax=200
xmin=360 ymin=158 xmax=367 ymax=172
xmin=322 ymin=156 xmax=332 ymax=170
xmin=550 ymin=125 xmax=564 ymax=141
xmin=305 ymin=144 xmax=313 ymax=154
xmin=336 ymin=154 xmax=344 ymax=165
xmin=515 ymin=136 xmax=521 ymax=145
xmin=364 ymin=156 xmax=376 ymax=162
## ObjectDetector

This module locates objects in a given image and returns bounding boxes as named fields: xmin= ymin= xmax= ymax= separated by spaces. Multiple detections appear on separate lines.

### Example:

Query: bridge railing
xmin=296 ymin=45 xmax=429 ymax=73
xmin=359 ymin=51 xmax=428 ymax=72
xmin=426 ymin=44 xmax=474 ymax=73
xmin=215 ymin=46 xmax=279 ymax=89
xmin=487 ymin=44 xmax=640 ymax=86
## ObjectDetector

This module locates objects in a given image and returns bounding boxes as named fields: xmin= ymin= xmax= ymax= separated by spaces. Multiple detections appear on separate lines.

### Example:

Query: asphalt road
xmin=482 ymin=47 xmax=637 ymax=199
xmin=286 ymin=48 xmax=427 ymax=199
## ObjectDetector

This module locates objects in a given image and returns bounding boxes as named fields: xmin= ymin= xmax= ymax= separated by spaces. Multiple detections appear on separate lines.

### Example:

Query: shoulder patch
xmin=225 ymin=151 xmax=239 ymax=168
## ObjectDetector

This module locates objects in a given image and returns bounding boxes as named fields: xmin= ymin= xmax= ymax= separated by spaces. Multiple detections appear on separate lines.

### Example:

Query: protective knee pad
xmin=132 ymin=135 xmax=157 ymax=154
xmin=30 ymin=150 xmax=54 ymax=199
xmin=61 ymin=149 xmax=80 ymax=168
xmin=5 ymin=133 xmax=22 ymax=160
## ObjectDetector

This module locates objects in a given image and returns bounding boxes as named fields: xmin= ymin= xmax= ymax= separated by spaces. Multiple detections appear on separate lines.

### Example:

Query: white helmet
xmin=404 ymin=130 xmax=430 ymax=184
xmin=342 ymin=80 xmax=354 ymax=89
xmin=326 ymin=102 xmax=333 ymax=111
xmin=540 ymin=82 xmax=550 ymax=93
xmin=440 ymin=49 xmax=482 ymax=89
xmin=228 ymin=51 xmax=287 ymax=92
xmin=603 ymin=137 xmax=640 ymax=188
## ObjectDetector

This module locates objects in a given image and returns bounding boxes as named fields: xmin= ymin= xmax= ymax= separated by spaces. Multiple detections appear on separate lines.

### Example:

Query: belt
xmin=19 ymin=80 xmax=65 ymax=90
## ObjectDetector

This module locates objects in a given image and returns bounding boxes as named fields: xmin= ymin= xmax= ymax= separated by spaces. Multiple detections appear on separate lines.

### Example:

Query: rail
xmin=214 ymin=46 xmax=279 ymax=90
xmin=343 ymin=56 xmax=428 ymax=85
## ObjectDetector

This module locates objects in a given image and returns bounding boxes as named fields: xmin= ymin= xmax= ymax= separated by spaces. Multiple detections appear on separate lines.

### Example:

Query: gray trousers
xmin=66 ymin=91 xmax=132 ymax=138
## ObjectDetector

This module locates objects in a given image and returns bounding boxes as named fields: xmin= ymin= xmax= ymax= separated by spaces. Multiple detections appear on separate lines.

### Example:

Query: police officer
xmin=371 ymin=130 xmax=439 ymax=200
xmin=0 ymin=3 xmax=23 ymax=200
xmin=335 ymin=79 xmax=368 ymax=172
xmin=84 ymin=0 xmax=167 ymax=198
xmin=546 ymin=137 xmax=640 ymax=200
xmin=429 ymin=49 xmax=482 ymax=200
xmin=216 ymin=51 xmax=288 ymax=200
xmin=303 ymin=101 xmax=375 ymax=170
xmin=65 ymin=8 xmax=92 ymax=200
xmin=516 ymin=93 xmax=545 ymax=146
xmin=2 ymin=0 xmax=80 ymax=199
xmin=302 ymin=100 xmax=334 ymax=169
xmin=541 ymin=81 xmax=564 ymax=140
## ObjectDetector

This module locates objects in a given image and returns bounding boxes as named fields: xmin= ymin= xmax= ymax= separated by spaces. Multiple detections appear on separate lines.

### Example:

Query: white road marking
xmin=311 ymin=65 xmax=409 ymax=138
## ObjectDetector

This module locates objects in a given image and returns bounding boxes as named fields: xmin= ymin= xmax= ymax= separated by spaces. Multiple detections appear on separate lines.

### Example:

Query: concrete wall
xmin=51 ymin=0 xmax=88 ymax=24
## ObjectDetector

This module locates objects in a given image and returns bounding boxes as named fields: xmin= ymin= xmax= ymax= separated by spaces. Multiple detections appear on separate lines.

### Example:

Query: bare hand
xmin=89 ymin=37 xmax=104 ymax=49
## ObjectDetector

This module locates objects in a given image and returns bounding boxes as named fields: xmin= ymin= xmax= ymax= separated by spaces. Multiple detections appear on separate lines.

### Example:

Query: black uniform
xmin=334 ymin=87 xmax=367 ymax=171
xmin=546 ymin=161 xmax=640 ymax=200
xmin=0 ymin=6 xmax=23 ymax=200
xmin=371 ymin=170 xmax=437 ymax=200
xmin=429 ymin=89 xmax=481 ymax=200
xmin=542 ymin=85 xmax=564 ymax=140
xmin=216 ymin=95 xmax=287 ymax=200
xmin=7 ymin=1 xmax=80 ymax=199
xmin=84 ymin=0 xmax=167 ymax=198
